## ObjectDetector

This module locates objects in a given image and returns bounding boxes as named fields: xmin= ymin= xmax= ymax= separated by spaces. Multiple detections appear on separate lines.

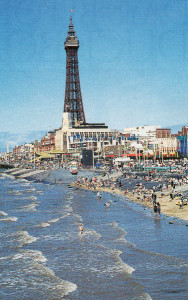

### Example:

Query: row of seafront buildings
xmin=11 ymin=122 xmax=188 ymax=164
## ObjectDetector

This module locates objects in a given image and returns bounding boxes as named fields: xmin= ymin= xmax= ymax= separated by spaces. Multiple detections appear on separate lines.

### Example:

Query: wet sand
xmin=72 ymin=180 xmax=188 ymax=222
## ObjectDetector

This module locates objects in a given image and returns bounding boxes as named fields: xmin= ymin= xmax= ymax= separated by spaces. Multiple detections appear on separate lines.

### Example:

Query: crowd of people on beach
xmin=73 ymin=170 xmax=188 ymax=215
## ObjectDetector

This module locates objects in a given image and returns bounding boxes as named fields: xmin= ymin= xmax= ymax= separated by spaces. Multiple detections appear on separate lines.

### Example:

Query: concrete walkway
xmin=18 ymin=169 xmax=47 ymax=178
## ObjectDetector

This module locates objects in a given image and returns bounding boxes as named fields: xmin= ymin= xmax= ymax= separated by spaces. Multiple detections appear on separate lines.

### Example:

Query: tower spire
xmin=63 ymin=17 xmax=86 ymax=125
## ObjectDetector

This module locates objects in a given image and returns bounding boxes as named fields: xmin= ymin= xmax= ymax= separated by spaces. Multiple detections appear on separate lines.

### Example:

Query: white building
xmin=55 ymin=113 xmax=122 ymax=153
xmin=123 ymin=125 xmax=161 ymax=141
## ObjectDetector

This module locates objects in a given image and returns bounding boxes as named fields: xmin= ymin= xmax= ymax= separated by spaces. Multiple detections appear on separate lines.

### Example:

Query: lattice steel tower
xmin=64 ymin=17 xmax=86 ymax=125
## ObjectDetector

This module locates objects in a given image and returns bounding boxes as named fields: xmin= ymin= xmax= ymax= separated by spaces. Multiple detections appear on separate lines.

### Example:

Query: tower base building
xmin=55 ymin=112 xmax=119 ymax=154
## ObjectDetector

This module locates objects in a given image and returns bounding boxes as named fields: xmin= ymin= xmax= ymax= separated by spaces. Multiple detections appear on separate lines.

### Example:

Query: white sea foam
xmin=0 ymin=255 xmax=11 ymax=260
xmin=56 ymin=280 xmax=77 ymax=297
xmin=27 ymin=195 xmax=37 ymax=201
xmin=64 ymin=205 xmax=73 ymax=213
xmin=0 ymin=211 xmax=8 ymax=216
xmin=97 ymin=245 xmax=135 ymax=275
xmin=1 ymin=173 xmax=15 ymax=179
xmin=12 ymin=250 xmax=48 ymax=263
xmin=23 ymin=188 xmax=36 ymax=193
xmin=36 ymin=264 xmax=78 ymax=296
xmin=19 ymin=178 xmax=29 ymax=182
xmin=30 ymin=258 xmax=78 ymax=296
xmin=0 ymin=249 xmax=77 ymax=298
xmin=72 ymin=213 xmax=82 ymax=222
xmin=12 ymin=190 xmax=22 ymax=195
xmin=115 ymin=237 xmax=136 ymax=248
xmin=37 ymin=222 xmax=51 ymax=228
xmin=12 ymin=253 xmax=24 ymax=260
xmin=48 ymin=218 xmax=60 ymax=223
xmin=23 ymin=182 xmax=30 ymax=186
xmin=143 ymin=292 xmax=153 ymax=300
xmin=22 ymin=203 xmax=38 ymax=212
xmin=17 ymin=231 xmax=37 ymax=247
xmin=81 ymin=228 xmax=101 ymax=240
xmin=110 ymin=249 xmax=135 ymax=274
xmin=36 ymin=191 xmax=43 ymax=194
xmin=25 ymin=250 xmax=47 ymax=263
xmin=109 ymin=222 xmax=127 ymax=234
xmin=0 ymin=216 xmax=18 ymax=222
xmin=61 ymin=212 xmax=71 ymax=218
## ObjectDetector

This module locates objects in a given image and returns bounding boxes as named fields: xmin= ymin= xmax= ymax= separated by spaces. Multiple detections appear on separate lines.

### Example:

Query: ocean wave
xmin=23 ymin=188 xmax=36 ymax=193
xmin=9 ymin=190 xmax=22 ymax=195
xmin=36 ymin=191 xmax=43 ymax=195
xmin=19 ymin=178 xmax=29 ymax=182
xmin=26 ymin=195 xmax=37 ymax=201
xmin=12 ymin=250 xmax=47 ymax=263
xmin=19 ymin=182 xmax=30 ymax=187
xmin=0 ymin=211 xmax=8 ymax=216
xmin=104 ymin=222 xmax=128 ymax=243
xmin=115 ymin=237 xmax=136 ymax=248
xmin=16 ymin=231 xmax=37 ymax=247
xmin=72 ymin=213 xmax=82 ymax=222
xmin=0 ymin=250 xmax=47 ymax=264
xmin=0 ymin=252 xmax=77 ymax=298
xmin=48 ymin=218 xmax=60 ymax=223
xmin=0 ymin=255 xmax=11 ymax=260
xmin=33 ymin=263 xmax=77 ymax=297
xmin=64 ymin=205 xmax=73 ymax=213
xmin=1 ymin=173 xmax=15 ymax=179
xmin=143 ymin=292 xmax=153 ymax=300
xmin=109 ymin=222 xmax=127 ymax=234
xmin=21 ymin=203 xmax=39 ymax=212
xmin=0 ymin=216 xmax=18 ymax=222
xmin=110 ymin=248 xmax=135 ymax=274
xmin=94 ymin=245 xmax=135 ymax=275
xmin=79 ymin=228 xmax=101 ymax=241
xmin=37 ymin=222 xmax=51 ymax=228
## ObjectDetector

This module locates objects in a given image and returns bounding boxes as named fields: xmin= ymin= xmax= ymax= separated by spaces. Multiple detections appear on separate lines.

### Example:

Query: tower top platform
xmin=64 ymin=17 xmax=79 ymax=48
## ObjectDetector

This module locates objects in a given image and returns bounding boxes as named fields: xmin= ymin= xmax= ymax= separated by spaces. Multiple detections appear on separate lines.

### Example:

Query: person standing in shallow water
xmin=79 ymin=224 xmax=83 ymax=234
xmin=153 ymin=203 xmax=158 ymax=214
xmin=97 ymin=191 xmax=101 ymax=199
xmin=157 ymin=202 xmax=161 ymax=216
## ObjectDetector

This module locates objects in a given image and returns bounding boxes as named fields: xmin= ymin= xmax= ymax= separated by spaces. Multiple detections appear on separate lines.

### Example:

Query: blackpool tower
xmin=64 ymin=17 xmax=86 ymax=125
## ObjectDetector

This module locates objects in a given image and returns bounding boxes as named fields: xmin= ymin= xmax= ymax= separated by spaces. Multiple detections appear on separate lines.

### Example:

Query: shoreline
xmin=71 ymin=180 xmax=188 ymax=222
xmin=2 ymin=166 xmax=188 ymax=222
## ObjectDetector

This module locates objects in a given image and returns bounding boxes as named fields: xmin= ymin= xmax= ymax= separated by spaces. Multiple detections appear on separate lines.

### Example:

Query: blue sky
xmin=0 ymin=0 xmax=188 ymax=144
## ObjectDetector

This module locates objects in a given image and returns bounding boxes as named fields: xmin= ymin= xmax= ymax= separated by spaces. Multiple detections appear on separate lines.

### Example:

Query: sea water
xmin=0 ymin=169 xmax=187 ymax=299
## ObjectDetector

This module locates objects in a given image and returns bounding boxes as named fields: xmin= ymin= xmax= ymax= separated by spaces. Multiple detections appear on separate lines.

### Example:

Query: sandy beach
xmin=72 ymin=173 xmax=188 ymax=222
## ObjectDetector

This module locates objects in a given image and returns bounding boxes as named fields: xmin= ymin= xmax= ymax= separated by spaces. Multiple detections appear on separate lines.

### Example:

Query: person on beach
xmin=97 ymin=191 xmax=101 ymax=199
xmin=170 ymin=192 xmax=174 ymax=201
xmin=152 ymin=193 xmax=157 ymax=206
xmin=153 ymin=203 xmax=158 ymax=214
xmin=79 ymin=224 xmax=83 ymax=234
xmin=157 ymin=202 xmax=161 ymax=216
xmin=179 ymin=199 xmax=183 ymax=209
xmin=119 ymin=180 xmax=122 ymax=187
